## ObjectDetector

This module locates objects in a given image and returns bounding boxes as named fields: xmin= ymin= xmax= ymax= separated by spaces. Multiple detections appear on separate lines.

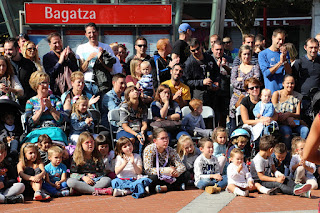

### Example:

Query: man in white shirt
xmin=77 ymin=22 xmax=122 ymax=95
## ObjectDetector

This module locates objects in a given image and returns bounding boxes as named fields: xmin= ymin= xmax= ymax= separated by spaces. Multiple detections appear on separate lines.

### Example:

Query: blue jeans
xmin=111 ymin=177 xmax=152 ymax=199
xmin=279 ymin=125 xmax=309 ymax=150
xmin=195 ymin=175 xmax=228 ymax=190
xmin=43 ymin=181 xmax=68 ymax=195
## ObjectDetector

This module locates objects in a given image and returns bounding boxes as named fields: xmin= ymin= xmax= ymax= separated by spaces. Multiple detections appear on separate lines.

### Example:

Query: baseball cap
xmin=178 ymin=23 xmax=195 ymax=33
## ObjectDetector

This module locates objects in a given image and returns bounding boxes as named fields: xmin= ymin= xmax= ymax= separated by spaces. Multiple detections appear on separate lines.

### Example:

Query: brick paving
xmin=220 ymin=190 xmax=320 ymax=213
xmin=2 ymin=188 xmax=320 ymax=212
xmin=1 ymin=188 xmax=202 ymax=213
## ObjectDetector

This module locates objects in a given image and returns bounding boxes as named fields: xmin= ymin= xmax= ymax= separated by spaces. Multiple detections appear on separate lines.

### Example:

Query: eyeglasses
xmin=27 ymin=47 xmax=36 ymax=51
xmin=38 ymin=81 xmax=49 ymax=86
xmin=190 ymin=46 xmax=200 ymax=53
xmin=248 ymin=86 xmax=260 ymax=90
xmin=137 ymin=44 xmax=147 ymax=48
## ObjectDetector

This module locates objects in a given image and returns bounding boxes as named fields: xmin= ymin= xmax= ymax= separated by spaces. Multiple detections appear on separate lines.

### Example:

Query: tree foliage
xmin=226 ymin=0 xmax=313 ymax=35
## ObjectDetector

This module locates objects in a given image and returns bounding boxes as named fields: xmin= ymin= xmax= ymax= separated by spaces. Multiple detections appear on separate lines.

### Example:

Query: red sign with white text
xmin=25 ymin=3 xmax=172 ymax=25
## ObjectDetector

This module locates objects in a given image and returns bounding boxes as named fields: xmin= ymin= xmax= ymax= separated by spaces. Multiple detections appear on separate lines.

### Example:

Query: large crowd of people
xmin=0 ymin=21 xmax=320 ymax=204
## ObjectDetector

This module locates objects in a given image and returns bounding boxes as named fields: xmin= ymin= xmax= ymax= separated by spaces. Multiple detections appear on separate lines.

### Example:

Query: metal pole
xmin=174 ymin=0 xmax=183 ymax=41
xmin=19 ymin=10 xmax=25 ymax=35
xmin=210 ymin=0 xmax=218 ymax=45
xmin=219 ymin=0 xmax=226 ymax=38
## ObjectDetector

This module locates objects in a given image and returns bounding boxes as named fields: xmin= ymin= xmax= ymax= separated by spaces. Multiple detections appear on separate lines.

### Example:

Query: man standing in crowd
xmin=4 ymin=38 xmax=36 ymax=106
xmin=171 ymin=23 xmax=195 ymax=64
xmin=258 ymin=28 xmax=292 ymax=93
xmin=183 ymin=38 xmax=220 ymax=122
xmin=211 ymin=40 xmax=232 ymax=127
xmin=255 ymin=34 xmax=266 ymax=49
xmin=126 ymin=37 xmax=151 ymax=71
xmin=162 ymin=63 xmax=191 ymax=108
xmin=43 ymin=32 xmax=78 ymax=95
xmin=100 ymin=73 xmax=126 ymax=129
xmin=292 ymin=38 xmax=320 ymax=124
xmin=77 ymin=22 xmax=122 ymax=95
xmin=223 ymin=36 xmax=238 ymax=62
xmin=233 ymin=34 xmax=258 ymax=67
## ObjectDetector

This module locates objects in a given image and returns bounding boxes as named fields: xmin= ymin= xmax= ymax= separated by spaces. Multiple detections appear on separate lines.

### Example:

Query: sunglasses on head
xmin=190 ymin=46 xmax=200 ymax=53
xmin=248 ymin=86 xmax=260 ymax=90
xmin=137 ymin=44 xmax=147 ymax=48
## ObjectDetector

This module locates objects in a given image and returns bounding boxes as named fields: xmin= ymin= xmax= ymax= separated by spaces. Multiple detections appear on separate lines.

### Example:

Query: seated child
xmin=96 ymin=134 xmax=116 ymax=179
xmin=42 ymin=146 xmax=70 ymax=197
xmin=212 ymin=127 xmax=228 ymax=174
xmin=227 ymin=128 xmax=251 ymax=163
xmin=0 ymin=112 xmax=23 ymax=160
xmin=289 ymin=137 xmax=318 ymax=189
xmin=253 ymin=88 xmax=274 ymax=119
xmin=227 ymin=148 xmax=253 ymax=197
xmin=0 ymin=142 xmax=25 ymax=204
xmin=272 ymin=143 xmax=291 ymax=176
xmin=67 ymin=132 xmax=112 ymax=195
xmin=17 ymin=143 xmax=50 ymax=201
xmin=251 ymin=135 xmax=312 ymax=198
xmin=37 ymin=134 xmax=53 ymax=165
xmin=136 ymin=61 xmax=153 ymax=98
xmin=111 ymin=137 xmax=151 ymax=198
xmin=194 ymin=138 xmax=228 ymax=194
xmin=176 ymin=135 xmax=200 ymax=183
xmin=182 ymin=99 xmax=212 ymax=138
xmin=70 ymin=96 xmax=94 ymax=145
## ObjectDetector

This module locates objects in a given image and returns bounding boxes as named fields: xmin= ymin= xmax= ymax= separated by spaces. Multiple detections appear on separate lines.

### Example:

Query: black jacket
xmin=150 ymin=52 xmax=172 ymax=90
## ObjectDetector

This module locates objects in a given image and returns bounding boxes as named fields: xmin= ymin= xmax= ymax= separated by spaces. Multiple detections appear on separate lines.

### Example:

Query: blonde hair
xmin=48 ymin=145 xmax=63 ymax=157
xmin=71 ymin=71 xmax=84 ymax=82
xmin=129 ymin=58 xmax=143 ymax=78
xmin=22 ymin=41 xmax=43 ymax=72
xmin=19 ymin=143 xmax=41 ymax=168
xmin=212 ymin=127 xmax=228 ymax=142
xmin=232 ymin=136 xmax=248 ymax=145
xmin=176 ymin=135 xmax=194 ymax=158
xmin=230 ymin=148 xmax=244 ymax=158
xmin=72 ymin=96 xmax=89 ymax=120
xmin=73 ymin=132 xmax=100 ymax=166
xmin=140 ymin=61 xmax=151 ymax=69
xmin=110 ymin=42 xmax=119 ymax=49
xmin=29 ymin=71 xmax=50 ymax=91
xmin=291 ymin=136 xmax=305 ymax=155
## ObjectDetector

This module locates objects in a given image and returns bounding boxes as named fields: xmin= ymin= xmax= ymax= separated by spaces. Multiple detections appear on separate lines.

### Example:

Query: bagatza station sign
xmin=24 ymin=3 xmax=172 ymax=25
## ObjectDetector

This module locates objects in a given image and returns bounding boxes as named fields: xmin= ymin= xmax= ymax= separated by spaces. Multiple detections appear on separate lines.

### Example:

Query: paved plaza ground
xmin=2 ymin=186 xmax=320 ymax=213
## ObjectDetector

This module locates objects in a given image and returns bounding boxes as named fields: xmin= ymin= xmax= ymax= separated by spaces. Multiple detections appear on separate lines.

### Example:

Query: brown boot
xmin=213 ymin=184 xmax=222 ymax=193
xmin=205 ymin=186 xmax=216 ymax=194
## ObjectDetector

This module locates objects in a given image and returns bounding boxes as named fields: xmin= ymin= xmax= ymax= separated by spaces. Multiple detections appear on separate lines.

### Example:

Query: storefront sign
xmin=25 ymin=3 xmax=172 ymax=25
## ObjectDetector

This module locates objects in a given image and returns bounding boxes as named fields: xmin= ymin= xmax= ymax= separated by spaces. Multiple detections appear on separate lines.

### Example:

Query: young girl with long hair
xmin=17 ymin=142 xmax=50 ymax=201
xmin=67 ymin=132 xmax=112 ymax=195
xmin=111 ymin=137 xmax=151 ymax=198
xmin=70 ymin=96 xmax=94 ymax=145
xmin=116 ymin=86 xmax=149 ymax=155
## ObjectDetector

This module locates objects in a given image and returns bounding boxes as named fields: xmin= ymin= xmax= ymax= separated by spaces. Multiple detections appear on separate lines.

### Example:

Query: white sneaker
xmin=300 ymin=190 xmax=311 ymax=198
xmin=244 ymin=190 xmax=249 ymax=197
xmin=113 ymin=188 xmax=125 ymax=197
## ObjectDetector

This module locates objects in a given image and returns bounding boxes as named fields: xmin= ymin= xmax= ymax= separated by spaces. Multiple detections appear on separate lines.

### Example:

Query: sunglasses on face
xmin=137 ymin=44 xmax=147 ymax=48
xmin=248 ymin=86 xmax=260 ymax=90
xmin=223 ymin=41 xmax=231 ymax=44
xmin=27 ymin=48 xmax=36 ymax=51
xmin=38 ymin=81 xmax=49 ymax=86
xmin=190 ymin=46 xmax=200 ymax=53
